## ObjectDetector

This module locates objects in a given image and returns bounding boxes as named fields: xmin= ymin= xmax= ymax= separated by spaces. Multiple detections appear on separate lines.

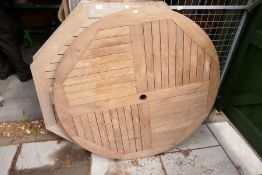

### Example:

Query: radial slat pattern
xmin=53 ymin=8 xmax=219 ymax=159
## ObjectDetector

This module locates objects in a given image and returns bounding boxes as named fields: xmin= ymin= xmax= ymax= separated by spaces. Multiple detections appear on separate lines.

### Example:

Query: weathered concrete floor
xmin=1 ymin=121 xmax=261 ymax=175
xmin=0 ymin=76 xmax=42 ymax=122
xmin=2 ymin=140 xmax=91 ymax=175
xmin=0 ymin=41 xmax=43 ymax=122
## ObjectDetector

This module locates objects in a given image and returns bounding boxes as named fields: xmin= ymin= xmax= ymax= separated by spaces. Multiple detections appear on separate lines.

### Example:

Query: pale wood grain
xmin=88 ymin=112 xmax=103 ymax=146
xmin=160 ymin=20 xmax=169 ymax=88
xmin=95 ymin=112 xmax=110 ymax=149
xmin=124 ymin=106 xmax=136 ymax=152
xmin=117 ymin=107 xmax=131 ymax=153
xmin=189 ymin=41 xmax=198 ymax=83
xmin=143 ymin=22 xmax=155 ymax=91
xmin=103 ymin=111 xmax=117 ymax=152
xmin=138 ymin=103 xmax=152 ymax=149
xmin=130 ymin=24 xmax=148 ymax=93
xmin=168 ymin=20 xmax=176 ymax=87
xmin=152 ymin=21 xmax=162 ymax=89
xmin=131 ymin=104 xmax=142 ymax=151
xmin=183 ymin=33 xmax=191 ymax=85
xmin=80 ymin=114 xmax=95 ymax=142
xmin=176 ymin=26 xmax=184 ymax=86
xmin=110 ymin=109 xmax=124 ymax=153
xmin=197 ymin=46 xmax=205 ymax=81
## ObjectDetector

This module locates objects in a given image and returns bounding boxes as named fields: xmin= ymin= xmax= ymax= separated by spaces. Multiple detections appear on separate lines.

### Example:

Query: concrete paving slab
xmin=0 ymin=76 xmax=12 ymax=95
xmin=161 ymin=146 xmax=239 ymax=175
xmin=15 ymin=140 xmax=90 ymax=172
xmin=167 ymin=124 xmax=219 ymax=153
xmin=0 ymin=96 xmax=4 ymax=104
xmin=0 ymin=97 xmax=42 ymax=122
xmin=208 ymin=122 xmax=262 ymax=175
xmin=0 ymin=145 xmax=17 ymax=175
xmin=16 ymin=141 xmax=67 ymax=170
xmin=91 ymin=154 xmax=166 ymax=175
xmin=2 ymin=76 xmax=37 ymax=98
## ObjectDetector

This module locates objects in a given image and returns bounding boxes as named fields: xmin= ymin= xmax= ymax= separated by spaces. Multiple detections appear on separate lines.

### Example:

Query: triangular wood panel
xmin=53 ymin=7 xmax=219 ymax=159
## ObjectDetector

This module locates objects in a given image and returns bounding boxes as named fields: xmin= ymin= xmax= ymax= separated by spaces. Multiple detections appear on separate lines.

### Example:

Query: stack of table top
xmin=31 ymin=1 xmax=169 ymax=140
xmin=31 ymin=1 xmax=219 ymax=159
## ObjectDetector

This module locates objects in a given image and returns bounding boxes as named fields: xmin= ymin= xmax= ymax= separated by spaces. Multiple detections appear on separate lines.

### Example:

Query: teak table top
xmin=53 ymin=7 xmax=219 ymax=159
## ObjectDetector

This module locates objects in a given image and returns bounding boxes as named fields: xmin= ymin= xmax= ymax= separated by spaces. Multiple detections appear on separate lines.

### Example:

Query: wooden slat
xmin=82 ymin=43 xmax=132 ymax=59
xmin=110 ymin=109 xmax=124 ymax=153
xmin=138 ymin=103 xmax=152 ymax=149
xmin=80 ymin=114 xmax=94 ymax=142
xmin=151 ymin=104 xmax=206 ymax=123
xmin=96 ymin=26 xmax=130 ymax=39
xmin=197 ymin=46 xmax=205 ymax=81
xmin=72 ymin=27 xmax=86 ymax=37
xmin=130 ymin=24 xmax=148 ymax=93
xmin=63 ymin=67 xmax=134 ymax=86
xmin=189 ymin=41 xmax=198 ymax=83
xmin=76 ymin=52 xmax=132 ymax=65
xmin=89 ymin=35 xmax=130 ymax=49
xmin=143 ymin=22 xmax=155 ymax=91
xmin=47 ymin=60 xmax=133 ymax=78
xmin=68 ymin=84 xmax=136 ymax=106
xmin=152 ymin=21 xmax=162 ymax=89
xmin=103 ymin=111 xmax=117 ymax=152
xmin=57 ymin=45 xmax=69 ymax=55
xmin=151 ymin=99 xmax=206 ymax=118
xmin=168 ymin=20 xmax=176 ymax=87
xmin=88 ymin=112 xmax=102 ymax=146
xmin=53 ymin=84 xmax=77 ymax=136
xmin=160 ymin=20 xmax=169 ymax=88
xmin=152 ymin=120 xmax=192 ymax=134
xmin=152 ymin=108 xmax=205 ymax=132
xmin=152 ymin=128 xmax=185 ymax=147
xmin=46 ymin=63 xmax=58 ymax=72
xmin=68 ymin=60 xmax=133 ymax=78
xmin=183 ymin=33 xmax=191 ymax=85
xmin=50 ymin=54 xmax=63 ymax=64
xmin=150 ymin=90 xmax=207 ymax=111
xmin=176 ymin=26 xmax=184 ymax=86
xmin=116 ymin=107 xmax=131 ymax=153
xmin=131 ymin=104 xmax=142 ymax=151
xmin=66 ymin=82 xmax=136 ymax=100
xmin=95 ymin=112 xmax=110 ymax=149
xmin=64 ymin=74 xmax=135 ymax=93
xmin=203 ymin=54 xmax=211 ymax=81
xmin=69 ymin=81 xmax=209 ymax=114
xmin=124 ymin=106 xmax=136 ymax=152
xmin=73 ymin=116 xmax=86 ymax=138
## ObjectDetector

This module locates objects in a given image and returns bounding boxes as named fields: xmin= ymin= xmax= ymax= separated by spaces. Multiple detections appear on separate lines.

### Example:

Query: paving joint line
xmin=9 ymin=144 xmax=22 ymax=175
xmin=158 ymin=144 xmax=221 ymax=156
xmin=158 ymin=155 xmax=168 ymax=175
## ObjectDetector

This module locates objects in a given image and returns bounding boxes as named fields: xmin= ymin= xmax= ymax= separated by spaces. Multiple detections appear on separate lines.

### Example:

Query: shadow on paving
xmin=10 ymin=141 xmax=91 ymax=175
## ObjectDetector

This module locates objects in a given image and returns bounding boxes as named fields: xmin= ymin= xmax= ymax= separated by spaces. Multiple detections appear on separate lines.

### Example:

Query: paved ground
xmin=0 ymin=42 xmax=43 ymax=122
xmin=0 ymin=76 xmax=42 ymax=122
xmin=0 ymin=121 xmax=261 ymax=175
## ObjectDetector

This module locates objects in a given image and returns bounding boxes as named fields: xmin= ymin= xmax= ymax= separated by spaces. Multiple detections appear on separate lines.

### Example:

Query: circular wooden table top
xmin=53 ymin=7 xmax=220 ymax=159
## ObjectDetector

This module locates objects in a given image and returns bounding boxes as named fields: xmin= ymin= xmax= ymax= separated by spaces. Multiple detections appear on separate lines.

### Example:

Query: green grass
xmin=21 ymin=110 xmax=31 ymax=126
